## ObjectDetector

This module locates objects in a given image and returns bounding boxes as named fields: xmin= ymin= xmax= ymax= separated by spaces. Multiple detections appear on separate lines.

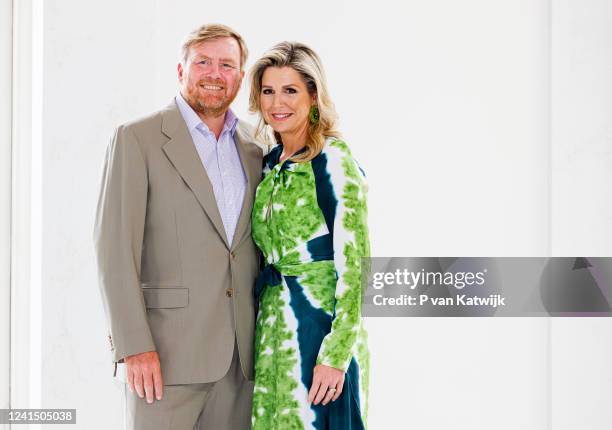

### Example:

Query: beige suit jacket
xmin=94 ymin=99 xmax=263 ymax=384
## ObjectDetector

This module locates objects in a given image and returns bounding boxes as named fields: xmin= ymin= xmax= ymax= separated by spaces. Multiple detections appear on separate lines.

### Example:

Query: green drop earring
xmin=309 ymin=105 xmax=320 ymax=124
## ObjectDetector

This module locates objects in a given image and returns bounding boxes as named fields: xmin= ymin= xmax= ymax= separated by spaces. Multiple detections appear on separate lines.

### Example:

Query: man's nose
xmin=205 ymin=61 xmax=222 ymax=80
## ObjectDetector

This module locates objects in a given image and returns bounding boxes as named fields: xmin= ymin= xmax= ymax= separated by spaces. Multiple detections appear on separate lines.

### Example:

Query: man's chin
xmin=195 ymin=100 xmax=230 ymax=117
xmin=198 ymin=95 xmax=224 ymax=107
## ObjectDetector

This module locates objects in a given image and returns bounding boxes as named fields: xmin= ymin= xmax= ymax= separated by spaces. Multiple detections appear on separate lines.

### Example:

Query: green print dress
xmin=251 ymin=138 xmax=370 ymax=430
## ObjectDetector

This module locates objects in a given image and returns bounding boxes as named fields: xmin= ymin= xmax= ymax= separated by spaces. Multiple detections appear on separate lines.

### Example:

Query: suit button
xmin=230 ymin=251 xmax=235 ymax=260
xmin=226 ymin=288 xmax=234 ymax=298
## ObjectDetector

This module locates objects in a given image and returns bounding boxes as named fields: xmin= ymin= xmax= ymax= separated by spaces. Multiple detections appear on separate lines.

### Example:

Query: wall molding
xmin=0 ymin=0 xmax=13 ymax=420
xmin=10 ymin=0 xmax=43 ymax=419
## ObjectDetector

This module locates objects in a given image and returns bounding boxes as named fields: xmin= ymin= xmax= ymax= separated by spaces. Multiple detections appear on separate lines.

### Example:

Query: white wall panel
xmin=0 ymin=0 xmax=13 ymax=421
xmin=551 ymin=1 xmax=612 ymax=429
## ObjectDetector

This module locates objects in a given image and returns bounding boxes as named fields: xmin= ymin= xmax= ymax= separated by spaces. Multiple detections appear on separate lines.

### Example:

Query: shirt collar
xmin=175 ymin=93 xmax=238 ymax=137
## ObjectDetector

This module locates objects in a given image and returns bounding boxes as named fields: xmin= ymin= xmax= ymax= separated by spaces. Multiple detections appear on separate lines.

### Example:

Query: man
xmin=94 ymin=24 xmax=262 ymax=429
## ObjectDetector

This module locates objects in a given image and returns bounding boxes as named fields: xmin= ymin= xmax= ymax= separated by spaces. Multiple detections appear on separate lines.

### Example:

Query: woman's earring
xmin=309 ymin=105 xmax=320 ymax=124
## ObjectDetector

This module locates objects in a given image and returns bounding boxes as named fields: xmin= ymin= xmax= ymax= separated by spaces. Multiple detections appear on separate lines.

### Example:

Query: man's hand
xmin=125 ymin=351 xmax=163 ymax=403
xmin=308 ymin=364 xmax=345 ymax=406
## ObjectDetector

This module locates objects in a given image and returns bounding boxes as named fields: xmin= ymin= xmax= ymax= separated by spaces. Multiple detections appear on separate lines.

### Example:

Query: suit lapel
xmin=161 ymin=101 xmax=230 ymax=248
xmin=230 ymin=122 xmax=262 ymax=250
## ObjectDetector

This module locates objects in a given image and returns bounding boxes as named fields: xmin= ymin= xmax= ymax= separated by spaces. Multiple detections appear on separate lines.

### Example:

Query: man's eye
xmin=262 ymin=89 xmax=273 ymax=95
xmin=198 ymin=60 xmax=210 ymax=65
xmin=222 ymin=64 xmax=235 ymax=69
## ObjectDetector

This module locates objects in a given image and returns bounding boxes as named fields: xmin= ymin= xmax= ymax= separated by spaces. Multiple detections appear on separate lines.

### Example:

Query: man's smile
xmin=201 ymin=84 xmax=224 ymax=91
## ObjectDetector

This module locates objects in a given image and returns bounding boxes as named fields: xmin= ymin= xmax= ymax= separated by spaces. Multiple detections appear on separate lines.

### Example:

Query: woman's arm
xmin=316 ymin=139 xmax=370 ymax=372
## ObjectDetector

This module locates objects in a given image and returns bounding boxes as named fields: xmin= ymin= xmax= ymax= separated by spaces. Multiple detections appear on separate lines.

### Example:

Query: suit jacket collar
xmin=160 ymin=99 xmax=259 ymax=250
xmin=231 ymin=122 xmax=261 ymax=250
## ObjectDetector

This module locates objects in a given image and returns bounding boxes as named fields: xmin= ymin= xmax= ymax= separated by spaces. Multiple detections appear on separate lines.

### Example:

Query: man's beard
xmin=186 ymin=79 xmax=240 ymax=118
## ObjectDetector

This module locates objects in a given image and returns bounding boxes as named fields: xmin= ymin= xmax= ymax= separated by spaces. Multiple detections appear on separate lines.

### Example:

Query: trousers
xmin=125 ymin=338 xmax=253 ymax=430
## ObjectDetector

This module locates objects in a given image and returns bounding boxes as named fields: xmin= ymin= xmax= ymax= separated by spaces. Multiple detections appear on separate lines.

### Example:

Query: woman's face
xmin=260 ymin=66 xmax=315 ymax=138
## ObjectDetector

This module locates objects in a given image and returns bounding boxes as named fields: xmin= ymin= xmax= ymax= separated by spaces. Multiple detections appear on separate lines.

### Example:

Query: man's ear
xmin=177 ymin=62 xmax=184 ymax=83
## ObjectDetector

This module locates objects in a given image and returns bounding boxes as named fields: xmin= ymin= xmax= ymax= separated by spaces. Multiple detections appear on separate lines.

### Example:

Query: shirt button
xmin=226 ymin=288 xmax=234 ymax=298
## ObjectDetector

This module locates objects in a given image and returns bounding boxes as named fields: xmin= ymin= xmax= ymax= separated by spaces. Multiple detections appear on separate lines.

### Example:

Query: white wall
xmin=8 ymin=0 xmax=609 ymax=429
xmin=550 ymin=1 xmax=612 ymax=429
xmin=38 ymin=1 xmax=549 ymax=429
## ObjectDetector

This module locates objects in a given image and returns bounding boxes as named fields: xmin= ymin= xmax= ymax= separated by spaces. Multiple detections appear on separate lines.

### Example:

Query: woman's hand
xmin=308 ymin=364 xmax=345 ymax=405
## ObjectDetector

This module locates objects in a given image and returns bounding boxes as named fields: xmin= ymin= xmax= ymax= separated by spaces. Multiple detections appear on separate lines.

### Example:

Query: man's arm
xmin=94 ymin=125 xmax=163 ymax=402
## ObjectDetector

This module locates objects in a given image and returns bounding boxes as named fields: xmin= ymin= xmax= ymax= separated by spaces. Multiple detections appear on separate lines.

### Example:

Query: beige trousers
xmin=125 ymin=339 xmax=253 ymax=430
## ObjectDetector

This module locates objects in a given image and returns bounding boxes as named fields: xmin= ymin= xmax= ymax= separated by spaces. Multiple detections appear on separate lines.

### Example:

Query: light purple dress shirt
xmin=175 ymin=94 xmax=246 ymax=246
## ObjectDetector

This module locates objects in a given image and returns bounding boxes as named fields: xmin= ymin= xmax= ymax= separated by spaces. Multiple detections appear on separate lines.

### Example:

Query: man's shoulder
xmin=236 ymin=119 xmax=257 ymax=144
xmin=236 ymin=119 xmax=254 ymax=136
xmin=235 ymin=120 xmax=269 ymax=155
xmin=111 ymin=101 xmax=179 ymax=153
xmin=116 ymin=103 xmax=173 ymax=135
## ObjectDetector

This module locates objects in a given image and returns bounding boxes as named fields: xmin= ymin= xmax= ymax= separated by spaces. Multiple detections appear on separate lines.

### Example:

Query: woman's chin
xmin=268 ymin=122 xmax=307 ymax=137
xmin=269 ymin=124 xmax=290 ymax=134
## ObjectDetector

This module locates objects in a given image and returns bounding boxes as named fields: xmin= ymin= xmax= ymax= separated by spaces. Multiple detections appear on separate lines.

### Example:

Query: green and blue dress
xmin=251 ymin=138 xmax=370 ymax=430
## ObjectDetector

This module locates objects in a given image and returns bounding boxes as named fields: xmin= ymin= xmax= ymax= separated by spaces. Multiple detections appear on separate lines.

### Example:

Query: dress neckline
xmin=270 ymin=137 xmax=336 ymax=171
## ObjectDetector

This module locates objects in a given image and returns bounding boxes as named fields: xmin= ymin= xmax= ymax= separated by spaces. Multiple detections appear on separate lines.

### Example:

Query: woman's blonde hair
xmin=249 ymin=42 xmax=340 ymax=162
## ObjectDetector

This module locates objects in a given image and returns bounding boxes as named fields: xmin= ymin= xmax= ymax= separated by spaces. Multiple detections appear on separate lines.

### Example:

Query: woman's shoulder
xmin=321 ymin=136 xmax=351 ymax=157
xmin=319 ymin=137 xmax=366 ymax=179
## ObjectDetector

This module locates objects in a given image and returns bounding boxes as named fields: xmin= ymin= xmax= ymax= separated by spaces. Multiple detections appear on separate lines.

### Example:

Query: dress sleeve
xmin=316 ymin=140 xmax=370 ymax=372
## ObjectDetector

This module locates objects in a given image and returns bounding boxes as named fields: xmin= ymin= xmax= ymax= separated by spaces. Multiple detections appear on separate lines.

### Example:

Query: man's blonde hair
xmin=180 ymin=23 xmax=248 ymax=69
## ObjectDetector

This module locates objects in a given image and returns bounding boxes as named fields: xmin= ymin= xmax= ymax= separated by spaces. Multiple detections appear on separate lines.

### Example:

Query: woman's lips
xmin=271 ymin=113 xmax=292 ymax=121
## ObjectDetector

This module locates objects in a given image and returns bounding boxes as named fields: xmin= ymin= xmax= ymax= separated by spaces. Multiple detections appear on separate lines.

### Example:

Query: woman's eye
xmin=262 ymin=89 xmax=273 ymax=95
xmin=285 ymin=88 xmax=297 ymax=94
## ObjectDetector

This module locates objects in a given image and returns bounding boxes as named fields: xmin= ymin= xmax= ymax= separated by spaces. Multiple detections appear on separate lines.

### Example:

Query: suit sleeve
xmin=94 ymin=125 xmax=156 ymax=363
xmin=316 ymin=141 xmax=370 ymax=372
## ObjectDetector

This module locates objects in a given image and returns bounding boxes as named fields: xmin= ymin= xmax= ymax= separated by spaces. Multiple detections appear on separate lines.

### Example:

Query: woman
xmin=249 ymin=42 xmax=370 ymax=430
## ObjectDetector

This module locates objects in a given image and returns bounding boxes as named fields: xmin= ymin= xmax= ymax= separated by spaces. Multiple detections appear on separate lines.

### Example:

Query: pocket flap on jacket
xmin=142 ymin=287 xmax=189 ymax=309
